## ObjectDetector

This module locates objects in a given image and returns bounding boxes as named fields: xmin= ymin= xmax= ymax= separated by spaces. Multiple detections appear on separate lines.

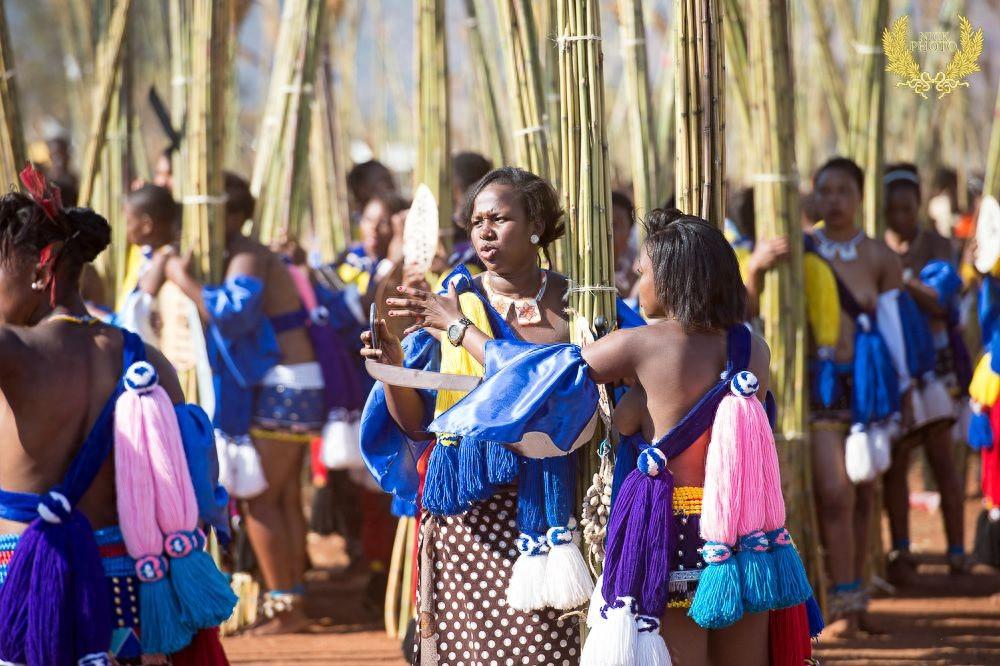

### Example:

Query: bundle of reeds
xmin=720 ymin=0 xmax=752 ymax=139
xmin=650 ymin=9 xmax=674 ymax=207
xmin=77 ymin=0 xmax=132 ymax=208
xmin=802 ymin=0 xmax=847 ymax=148
xmin=0 ymin=0 xmax=24 ymax=189
xmin=250 ymin=0 xmax=326 ymax=245
xmin=746 ymin=0 xmax=826 ymax=608
xmin=845 ymin=0 xmax=888 ymax=237
xmin=499 ymin=0 xmax=554 ymax=182
xmin=415 ymin=0 xmax=452 ymax=244
xmin=616 ymin=0 xmax=658 ymax=221
xmin=674 ymin=0 xmax=724 ymax=226
xmin=463 ymin=0 xmax=507 ymax=166
xmin=986 ymin=79 xmax=1000 ymax=199
xmin=309 ymin=34 xmax=351 ymax=262
xmin=180 ymin=0 xmax=231 ymax=284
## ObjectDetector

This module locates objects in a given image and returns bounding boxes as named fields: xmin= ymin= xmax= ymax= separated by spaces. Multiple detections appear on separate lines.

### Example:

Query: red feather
xmin=18 ymin=162 xmax=63 ymax=221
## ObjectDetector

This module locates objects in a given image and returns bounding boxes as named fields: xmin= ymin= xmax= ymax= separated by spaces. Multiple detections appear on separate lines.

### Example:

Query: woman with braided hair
xmin=0 ymin=168 xmax=233 ymax=665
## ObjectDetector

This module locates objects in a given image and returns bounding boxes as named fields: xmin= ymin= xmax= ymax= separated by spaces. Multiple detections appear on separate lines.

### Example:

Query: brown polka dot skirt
xmin=415 ymin=491 xmax=580 ymax=666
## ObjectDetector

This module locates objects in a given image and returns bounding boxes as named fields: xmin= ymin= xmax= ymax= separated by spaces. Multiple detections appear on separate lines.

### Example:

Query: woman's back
xmin=0 ymin=320 xmax=125 ymax=534
xmin=610 ymin=319 xmax=770 ymax=486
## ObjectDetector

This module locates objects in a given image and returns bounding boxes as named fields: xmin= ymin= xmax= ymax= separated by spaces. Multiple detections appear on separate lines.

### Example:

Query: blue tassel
xmin=688 ymin=542 xmax=744 ymax=628
xmin=853 ymin=327 xmax=899 ymax=425
xmin=805 ymin=594 xmax=825 ymax=638
xmin=422 ymin=440 xmax=466 ymax=516
xmin=391 ymin=495 xmax=418 ymax=517
xmin=612 ymin=434 xmax=641 ymax=503
xmin=487 ymin=442 xmax=518 ymax=484
xmin=136 ymin=557 xmax=194 ymax=654
xmin=457 ymin=439 xmax=494 ymax=502
xmin=815 ymin=358 xmax=839 ymax=409
xmin=516 ymin=458 xmax=547 ymax=535
xmin=898 ymin=292 xmax=936 ymax=378
xmin=165 ymin=531 xmax=237 ymax=630
xmin=969 ymin=412 xmax=994 ymax=451
xmin=736 ymin=532 xmax=777 ymax=613
xmin=543 ymin=454 xmax=576 ymax=528
xmin=766 ymin=528 xmax=813 ymax=608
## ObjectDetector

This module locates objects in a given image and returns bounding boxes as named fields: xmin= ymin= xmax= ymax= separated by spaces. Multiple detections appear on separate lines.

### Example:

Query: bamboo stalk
xmin=0 ymin=0 xmax=24 ymax=188
xmin=414 ymin=0 xmax=452 ymax=246
xmin=77 ymin=0 xmax=132 ymax=207
xmin=181 ymin=0 xmax=232 ymax=284
xmin=845 ymin=0 xmax=888 ymax=238
xmin=985 ymin=77 xmax=1000 ymax=200
xmin=802 ymin=0 xmax=848 ymax=148
xmin=674 ymin=0 xmax=724 ymax=225
xmin=617 ymin=0 xmax=659 ymax=221
xmin=463 ymin=0 xmax=507 ymax=166
xmin=719 ymin=0 xmax=752 ymax=138
xmin=746 ymin=0 xmax=826 ymax=609
xmin=250 ymin=0 xmax=325 ymax=244
xmin=499 ymin=0 xmax=554 ymax=181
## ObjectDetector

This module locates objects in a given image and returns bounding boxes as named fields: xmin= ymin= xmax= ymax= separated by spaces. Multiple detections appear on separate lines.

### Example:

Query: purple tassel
xmin=601 ymin=446 xmax=675 ymax=618
xmin=0 ymin=498 xmax=111 ymax=666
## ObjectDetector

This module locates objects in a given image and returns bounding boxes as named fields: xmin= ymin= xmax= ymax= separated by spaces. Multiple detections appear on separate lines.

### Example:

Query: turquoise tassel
xmin=166 ymin=531 xmax=238 ymax=630
xmin=136 ymin=556 xmax=194 ymax=654
xmin=422 ymin=439 xmax=466 ymax=515
xmin=487 ymin=442 xmax=518 ymax=484
xmin=688 ymin=542 xmax=744 ymax=628
xmin=458 ymin=439 xmax=494 ymax=502
xmin=736 ymin=531 xmax=777 ymax=613
xmin=766 ymin=528 xmax=812 ymax=608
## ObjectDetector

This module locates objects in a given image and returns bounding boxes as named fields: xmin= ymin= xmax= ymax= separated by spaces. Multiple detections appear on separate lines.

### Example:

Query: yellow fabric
xmin=672 ymin=486 xmax=703 ymax=515
xmin=434 ymin=291 xmax=493 ymax=417
xmin=734 ymin=246 xmax=751 ymax=285
xmin=960 ymin=261 xmax=979 ymax=288
xmin=338 ymin=262 xmax=370 ymax=293
xmin=804 ymin=252 xmax=840 ymax=348
xmin=115 ymin=244 xmax=143 ymax=311
xmin=969 ymin=354 xmax=1000 ymax=408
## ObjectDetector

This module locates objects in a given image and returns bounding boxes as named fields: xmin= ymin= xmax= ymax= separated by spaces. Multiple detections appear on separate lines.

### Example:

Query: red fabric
xmin=360 ymin=489 xmax=394 ymax=565
xmin=171 ymin=628 xmax=230 ymax=666
xmin=983 ymin=401 xmax=1000 ymax=507
xmin=310 ymin=437 xmax=328 ymax=486
xmin=768 ymin=604 xmax=812 ymax=666
xmin=19 ymin=163 xmax=63 ymax=221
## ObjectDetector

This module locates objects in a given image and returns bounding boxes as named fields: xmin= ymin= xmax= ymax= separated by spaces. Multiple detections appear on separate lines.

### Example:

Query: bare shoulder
xmin=226 ymin=237 xmax=268 ymax=279
xmin=0 ymin=326 xmax=29 ymax=375
xmin=144 ymin=343 xmax=185 ymax=404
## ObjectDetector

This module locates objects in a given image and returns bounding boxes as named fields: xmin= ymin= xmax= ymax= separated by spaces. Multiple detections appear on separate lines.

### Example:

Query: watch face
xmin=448 ymin=323 xmax=461 ymax=343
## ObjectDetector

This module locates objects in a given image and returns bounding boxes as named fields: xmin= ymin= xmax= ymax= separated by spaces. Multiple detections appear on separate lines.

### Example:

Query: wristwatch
xmin=447 ymin=317 xmax=474 ymax=347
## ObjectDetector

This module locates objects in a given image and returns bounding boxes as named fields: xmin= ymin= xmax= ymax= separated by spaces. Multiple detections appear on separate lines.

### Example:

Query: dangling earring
xmin=529 ymin=234 xmax=540 ymax=245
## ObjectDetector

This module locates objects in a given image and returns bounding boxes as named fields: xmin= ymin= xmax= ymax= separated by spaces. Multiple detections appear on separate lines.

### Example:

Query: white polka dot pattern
xmin=415 ymin=491 xmax=580 ymax=665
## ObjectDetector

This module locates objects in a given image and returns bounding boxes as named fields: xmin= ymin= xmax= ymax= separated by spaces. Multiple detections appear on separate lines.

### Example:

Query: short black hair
xmin=611 ymin=190 xmax=635 ymax=226
xmin=347 ymin=160 xmax=395 ymax=207
xmin=126 ymin=183 xmax=181 ymax=227
xmin=223 ymin=171 xmax=255 ymax=221
xmin=813 ymin=157 xmax=864 ymax=193
xmin=727 ymin=186 xmax=755 ymax=239
xmin=0 ymin=191 xmax=110 ymax=283
xmin=643 ymin=207 xmax=747 ymax=331
xmin=883 ymin=162 xmax=920 ymax=198
xmin=459 ymin=166 xmax=564 ymax=249
xmin=453 ymin=152 xmax=493 ymax=193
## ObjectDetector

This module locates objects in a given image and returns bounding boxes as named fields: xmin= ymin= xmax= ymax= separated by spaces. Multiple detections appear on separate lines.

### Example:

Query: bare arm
xmin=878 ymin=243 xmax=905 ymax=293
xmin=580 ymin=327 xmax=639 ymax=385
xmin=144 ymin=343 xmax=185 ymax=404
xmin=361 ymin=321 xmax=434 ymax=440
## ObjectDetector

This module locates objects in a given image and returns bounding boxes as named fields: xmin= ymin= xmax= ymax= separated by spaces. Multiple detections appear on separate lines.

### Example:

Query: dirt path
xmin=224 ymin=498 xmax=1000 ymax=665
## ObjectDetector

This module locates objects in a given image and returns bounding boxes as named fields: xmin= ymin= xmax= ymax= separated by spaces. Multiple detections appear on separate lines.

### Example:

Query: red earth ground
xmin=223 ymin=495 xmax=1000 ymax=665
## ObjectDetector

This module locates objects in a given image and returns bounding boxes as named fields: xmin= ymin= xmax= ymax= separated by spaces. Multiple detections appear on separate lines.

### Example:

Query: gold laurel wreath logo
xmin=882 ymin=15 xmax=983 ymax=99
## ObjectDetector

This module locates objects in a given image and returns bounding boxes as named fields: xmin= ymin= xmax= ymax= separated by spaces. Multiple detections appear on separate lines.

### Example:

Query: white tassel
xmin=231 ymin=437 xmax=268 ymax=499
xmin=506 ymin=534 xmax=549 ymax=611
xmin=870 ymin=423 xmax=891 ymax=474
xmin=587 ymin=574 xmax=605 ymax=628
xmin=215 ymin=431 xmax=233 ymax=492
xmin=542 ymin=526 xmax=594 ymax=609
xmin=920 ymin=374 xmax=955 ymax=424
xmin=636 ymin=616 xmax=673 ymax=666
xmin=580 ymin=596 xmax=638 ymax=666
xmin=320 ymin=410 xmax=363 ymax=470
xmin=845 ymin=424 xmax=877 ymax=484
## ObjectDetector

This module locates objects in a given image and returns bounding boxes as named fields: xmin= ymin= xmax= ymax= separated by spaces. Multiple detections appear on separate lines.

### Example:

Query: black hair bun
xmin=644 ymin=207 xmax=690 ymax=235
xmin=65 ymin=207 xmax=111 ymax=263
